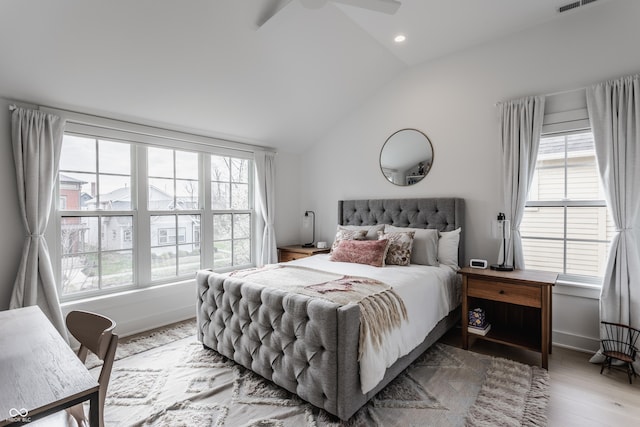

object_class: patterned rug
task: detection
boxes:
[97,321,549,426]
[86,319,196,369]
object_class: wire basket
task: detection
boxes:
[599,321,640,384]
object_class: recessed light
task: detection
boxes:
[394,34,406,43]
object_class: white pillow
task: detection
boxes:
[385,225,439,266]
[438,227,461,270]
[338,224,385,240]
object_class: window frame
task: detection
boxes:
[53,121,257,302]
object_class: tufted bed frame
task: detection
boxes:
[196,197,465,420]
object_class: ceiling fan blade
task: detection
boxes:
[332,0,401,14]
[256,0,293,28]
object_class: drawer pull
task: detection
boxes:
[499,290,505,294]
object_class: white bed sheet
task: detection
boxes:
[286,254,461,393]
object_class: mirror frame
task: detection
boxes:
[379,128,434,186]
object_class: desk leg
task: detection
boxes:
[461,276,469,350]
[88,391,99,427]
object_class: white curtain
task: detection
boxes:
[9,107,67,339]
[586,74,640,370]
[498,96,545,268]
[254,150,278,266]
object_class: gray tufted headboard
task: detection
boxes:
[338,198,465,267]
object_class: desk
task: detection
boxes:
[0,306,99,426]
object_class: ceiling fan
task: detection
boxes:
[257,0,402,28]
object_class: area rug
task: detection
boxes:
[86,318,196,369]
[98,321,549,426]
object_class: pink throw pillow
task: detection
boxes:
[329,239,389,267]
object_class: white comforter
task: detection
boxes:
[286,254,460,394]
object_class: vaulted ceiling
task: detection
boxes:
[0,0,614,152]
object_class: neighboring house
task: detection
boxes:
[74,184,200,252]
[59,173,85,210]
[59,174,87,255]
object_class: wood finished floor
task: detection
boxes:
[440,327,640,427]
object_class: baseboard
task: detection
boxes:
[116,306,195,338]
[553,329,600,353]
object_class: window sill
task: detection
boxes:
[60,278,195,307]
[554,278,601,299]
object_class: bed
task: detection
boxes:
[196,197,465,420]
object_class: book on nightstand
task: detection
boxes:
[468,323,491,336]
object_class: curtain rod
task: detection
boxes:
[43,105,276,154]
[6,101,275,153]
[494,85,587,107]
[495,72,640,107]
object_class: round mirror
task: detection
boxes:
[380,129,434,186]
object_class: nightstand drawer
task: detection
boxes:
[279,251,307,262]
[467,278,541,308]
[277,245,331,263]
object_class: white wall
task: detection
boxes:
[273,151,302,246]
[300,0,640,352]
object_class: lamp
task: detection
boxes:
[490,212,514,271]
[302,210,315,248]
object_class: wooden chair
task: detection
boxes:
[32,310,118,427]
[600,321,639,384]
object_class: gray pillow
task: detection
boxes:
[385,225,439,266]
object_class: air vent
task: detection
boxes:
[558,0,598,13]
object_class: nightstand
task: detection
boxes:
[277,245,330,262]
[459,267,557,369]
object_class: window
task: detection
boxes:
[147,147,202,282]
[520,130,614,281]
[211,155,252,268]
[59,136,134,296]
[57,131,254,300]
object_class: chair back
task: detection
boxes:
[66,310,118,427]
[601,321,640,362]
